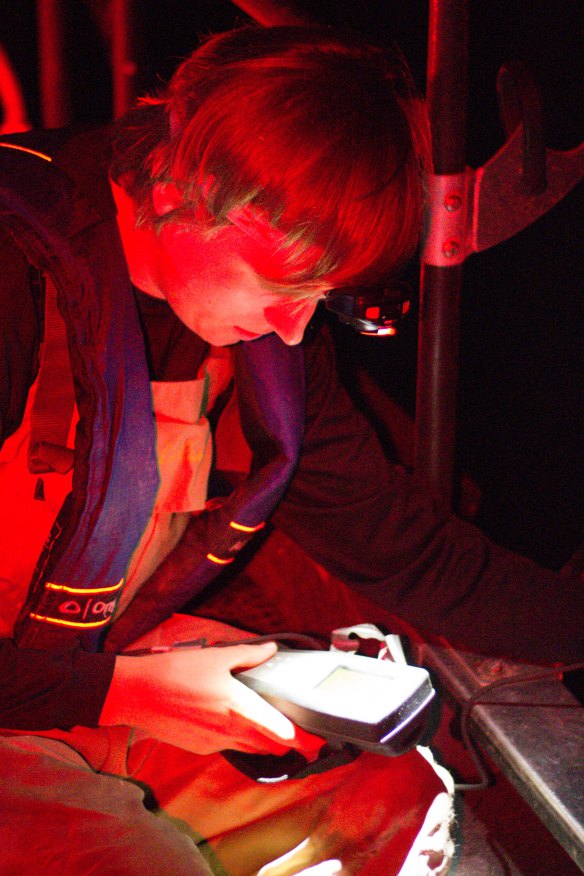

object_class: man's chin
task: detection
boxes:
[233,326,264,341]
[200,327,266,347]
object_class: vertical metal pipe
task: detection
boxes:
[112,0,138,118]
[0,47,31,132]
[37,0,71,128]
[415,0,469,513]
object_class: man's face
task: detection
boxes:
[151,220,327,347]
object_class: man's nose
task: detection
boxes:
[264,299,319,346]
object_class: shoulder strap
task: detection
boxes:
[105,332,306,651]
[0,139,159,652]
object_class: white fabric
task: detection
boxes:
[0,349,232,626]
[119,376,213,613]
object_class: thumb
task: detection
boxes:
[299,863,344,876]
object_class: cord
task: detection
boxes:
[121,631,328,656]
[454,660,584,792]
[121,635,583,794]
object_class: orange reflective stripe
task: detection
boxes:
[44,579,124,595]
[29,612,112,629]
[206,553,235,565]
[229,520,265,533]
[0,142,52,162]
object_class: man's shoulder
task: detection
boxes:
[0,126,116,220]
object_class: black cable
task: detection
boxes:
[454,660,584,792]
[121,631,328,656]
[213,632,329,650]
[122,636,582,794]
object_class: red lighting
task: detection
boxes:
[360,327,397,337]
[229,520,265,533]
[365,306,381,319]
[206,553,235,565]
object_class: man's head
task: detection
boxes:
[112,25,429,297]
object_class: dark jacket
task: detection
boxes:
[0,128,582,732]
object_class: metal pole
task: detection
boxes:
[415,0,469,513]
[0,47,30,133]
[37,0,71,128]
[228,0,467,515]
[112,0,138,118]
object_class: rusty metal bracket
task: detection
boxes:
[470,128,583,255]
[423,63,584,268]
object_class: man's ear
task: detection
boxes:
[152,181,184,217]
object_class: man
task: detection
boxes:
[0,25,580,876]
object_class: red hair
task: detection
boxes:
[112,26,430,289]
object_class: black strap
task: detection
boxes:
[28,275,75,475]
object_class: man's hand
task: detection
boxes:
[99,641,324,757]
[260,855,344,876]
[257,838,344,876]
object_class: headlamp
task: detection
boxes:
[324,281,411,336]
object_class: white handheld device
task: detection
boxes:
[237,649,435,756]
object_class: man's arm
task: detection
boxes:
[0,224,41,447]
[273,324,583,664]
[99,641,324,756]
[0,638,116,729]
[0,633,325,757]
[0,229,105,732]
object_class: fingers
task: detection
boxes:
[257,839,345,876]
[233,680,298,743]
[301,864,344,876]
[227,640,278,671]
[261,860,344,876]
[226,643,325,756]
[230,678,323,752]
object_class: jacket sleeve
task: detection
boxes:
[0,224,41,447]
[0,639,116,729]
[272,324,583,664]
[0,226,117,731]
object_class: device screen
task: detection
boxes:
[316,667,391,717]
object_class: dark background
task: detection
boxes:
[1,1,582,569]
